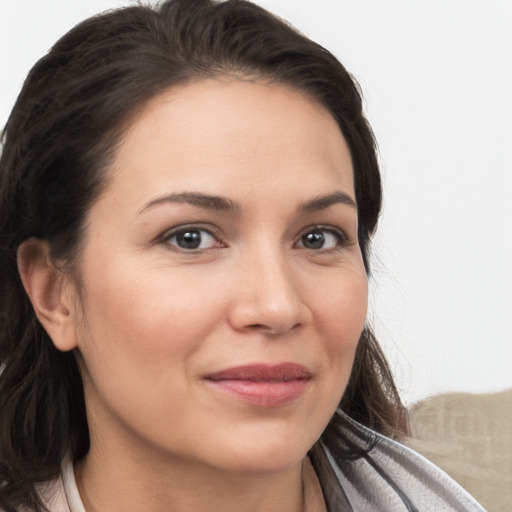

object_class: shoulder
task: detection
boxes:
[316,413,487,512]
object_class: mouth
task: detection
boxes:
[203,363,311,407]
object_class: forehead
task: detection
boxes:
[102,78,354,211]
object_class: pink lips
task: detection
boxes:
[204,363,311,407]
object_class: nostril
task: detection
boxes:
[246,322,302,335]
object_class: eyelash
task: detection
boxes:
[160,224,224,252]
[160,224,350,252]
[296,225,350,252]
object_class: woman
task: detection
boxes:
[0,1,485,511]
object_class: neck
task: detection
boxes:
[75,442,308,512]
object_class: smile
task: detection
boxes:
[204,363,311,407]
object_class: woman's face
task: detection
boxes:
[66,78,368,474]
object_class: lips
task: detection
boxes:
[204,363,311,407]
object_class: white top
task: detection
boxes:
[61,456,85,512]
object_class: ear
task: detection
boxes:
[17,238,79,352]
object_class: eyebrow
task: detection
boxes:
[298,191,357,213]
[138,190,356,215]
[139,192,240,214]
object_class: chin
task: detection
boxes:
[217,450,306,475]
[202,427,319,475]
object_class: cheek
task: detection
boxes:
[316,268,368,343]
[80,260,216,342]
[73,261,224,403]
[72,264,224,438]
[313,269,368,388]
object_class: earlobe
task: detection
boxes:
[17,238,79,352]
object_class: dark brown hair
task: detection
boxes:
[0,1,407,510]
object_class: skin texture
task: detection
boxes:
[19,78,368,512]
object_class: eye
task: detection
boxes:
[296,227,347,250]
[163,227,220,251]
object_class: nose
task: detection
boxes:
[227,252,311,336]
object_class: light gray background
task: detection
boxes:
[1,0,511,404]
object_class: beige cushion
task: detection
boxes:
[405,388,512,512]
